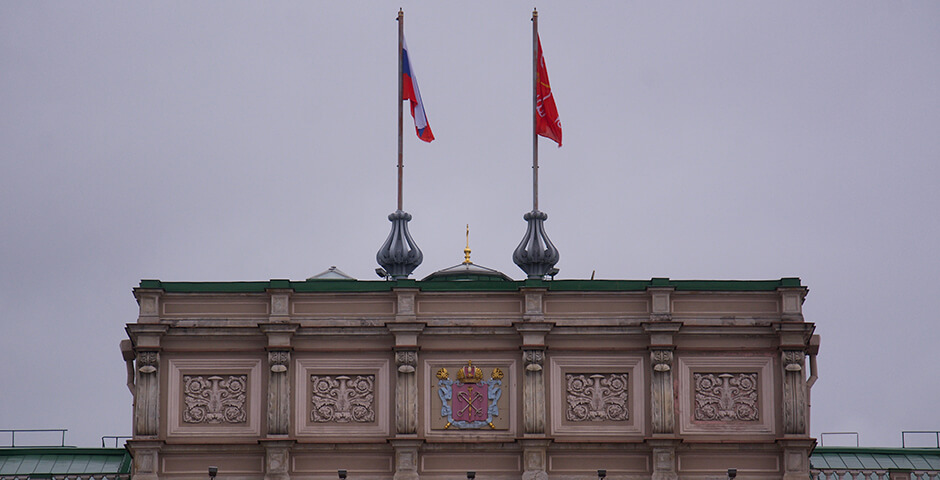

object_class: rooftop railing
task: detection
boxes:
[0,429,67,448]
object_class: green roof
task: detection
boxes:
[0,448,131,476]
[136,277,803,294]
[811,447,940,471]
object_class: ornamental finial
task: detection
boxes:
[463,224,472,264]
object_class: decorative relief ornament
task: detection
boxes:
[310,375,375,423]
[651,350,673,372]
[396,350,418,373]
[693,373,759,422]
[782,350,804,372]
[182,375,248,424]
[524,350,544,372]
[437,360,503,429]
[268,351,290,373]
[137,351,159,374]
[565,373,629,422]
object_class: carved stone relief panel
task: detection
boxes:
[677,356,774,435]
[182,375,248,424]
[692,373,759,422]
[167,358,262,436]
[565,373,629,422]
[310,375,376,423]
[294,357,390,437]
[548,356,644,437]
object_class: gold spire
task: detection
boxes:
[463,224,471,264]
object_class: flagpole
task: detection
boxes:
[514,8,559,280]
[397,8,404,211]
[532,8,539,212]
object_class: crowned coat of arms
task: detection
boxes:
[436,361,503,429]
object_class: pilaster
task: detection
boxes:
[134,286,162,324]
[781,350,807,435]
[266,284,292,323]
[517,287,551,435]
[126,440,162,480]
[644,321,681,436]
[648,438,681,480]
[778,438,815,480]
[390,439,423,480]
[778,284,808,322]
[387,320,424,435]
[260,323,298,436]
[259,439,295,480]
[129,324,168,438]
[520,438,551,480]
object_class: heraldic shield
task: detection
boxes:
[436,360,503,429]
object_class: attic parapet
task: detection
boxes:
[779,284,809,322]
[522,287,546,321]
[265,280,292,323]
[134,282,163,324]
[393,287,418,322]
[647,280,675,321]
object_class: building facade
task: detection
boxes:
[122,272,818,480]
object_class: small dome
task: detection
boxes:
[307,266,356,280]
[421,262,513,282]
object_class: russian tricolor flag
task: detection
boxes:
[402,36,434,142]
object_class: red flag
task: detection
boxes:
[535,35,562,147]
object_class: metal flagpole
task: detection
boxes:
[397,8,404,211]
[532,8,539,212]
[377,8,423,280]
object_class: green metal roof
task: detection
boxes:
[811,447,940,471]
[136,277,803,294]
[0,448,131,476]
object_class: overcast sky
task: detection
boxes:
[1,2,938,449]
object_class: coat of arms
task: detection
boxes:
[436,361,503,429]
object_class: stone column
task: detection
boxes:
[782,350,807,435]
[395,349,418,434]
[134,350,160,437]
[390,439,422,480]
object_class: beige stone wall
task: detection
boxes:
[125,283,817,480]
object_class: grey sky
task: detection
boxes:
[1,2,938,448]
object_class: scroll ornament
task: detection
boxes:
[565,373,629,422]
[137,351,159,374]
[524,350,544,372]
[183,375,248,424]
[396,350,418,373]
[651,350,673,372]
[310,375,376,423]
[268,351,289,373]
[693,373,758,422]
